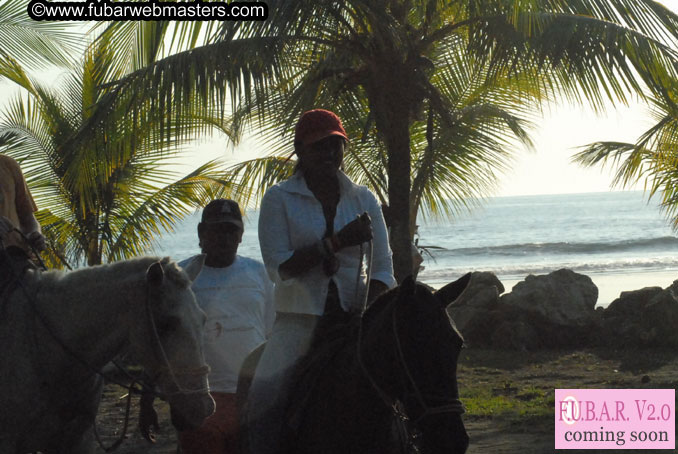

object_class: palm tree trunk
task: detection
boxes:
[85,213,102,266]
[369,79,414,283]
[385,117,414,283]
[87,237,101,266]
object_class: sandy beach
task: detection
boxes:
[426,268,678,308]
[501,269,678,308]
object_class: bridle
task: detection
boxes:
[390,305,465,424]
[10,255,210,397]
[355,251,465,453]
[143,280,210,397]
[4,250,210,451]
[357,301,465,424]
[347,231,464,453]
[91,272,210,452]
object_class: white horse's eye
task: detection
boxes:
[157,316,181,335]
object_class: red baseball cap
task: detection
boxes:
[294,109,349,147]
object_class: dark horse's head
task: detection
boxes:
[362,273,471,454]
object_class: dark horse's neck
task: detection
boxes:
[283,280,469,454]
[283,296,407,453]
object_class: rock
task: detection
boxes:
[600,280,678,349]
[491,269,599,349]
[640,286,678,347]
[605,287,663,317]
[490,319,539,351]
[447,271,504,333]
[501,269,598,327]
[666,279,678,294]
[599,287,663,347]
[457,271,678,351]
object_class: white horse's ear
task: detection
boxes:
[147,261,165,286]
[183,254,206,282]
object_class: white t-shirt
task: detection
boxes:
[179,255,275,394]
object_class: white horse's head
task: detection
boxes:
[134,256,215,431]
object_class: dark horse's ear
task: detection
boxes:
[435,272,472,308]
[147,261,165,287]
[399,275,417,297]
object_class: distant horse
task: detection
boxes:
[0,256,215,454]
[240,273,471,454]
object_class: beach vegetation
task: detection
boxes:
[0,35,234,267]
[0,0,83,69]
[574,87,678,231]
[91,1,678,281]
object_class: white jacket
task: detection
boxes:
[258,170,396,315]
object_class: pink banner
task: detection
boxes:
[555,389,675,449]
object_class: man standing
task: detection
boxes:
[0,153,45,253]
[141,199,275,454]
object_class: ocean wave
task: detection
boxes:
[432,236,678,257]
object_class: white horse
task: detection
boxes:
[0,255,215,454]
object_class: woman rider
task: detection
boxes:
[248,109,396,454]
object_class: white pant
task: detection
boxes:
[247,313,319,454]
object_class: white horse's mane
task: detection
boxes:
[33,256,191,290]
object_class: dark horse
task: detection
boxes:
[239,273,471,454]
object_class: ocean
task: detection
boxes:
[152,191,678,307]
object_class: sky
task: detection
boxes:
[2,4,677,199]
[497,100,653,197]
[182,95,655,198]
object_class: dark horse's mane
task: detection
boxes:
[295,279,428,388]
[279,275,470,454]
[294,280,409,367]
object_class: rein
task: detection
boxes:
[390,306,465,423]
[144,283,210,397]
[356,241,395,408]
[4,251,148,452]
[92,387,135,453]
[356,270,465,438]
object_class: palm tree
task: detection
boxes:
[224,51,539,234]
[91,0,678,281]
[0,0,82,68]
[0,36,234,267]
[573,87,678,230]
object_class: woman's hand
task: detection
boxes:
[336,213,373,249]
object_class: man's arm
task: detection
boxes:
[12,161,45,251]
[0,216,14,243]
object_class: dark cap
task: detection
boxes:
[294,109,349,147]
[200,199,243,229]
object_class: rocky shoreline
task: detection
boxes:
[447,269,678,350]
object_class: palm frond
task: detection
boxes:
[0,0,83,69]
